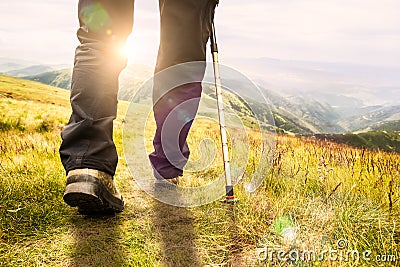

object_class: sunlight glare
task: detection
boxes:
[121,29,158,66]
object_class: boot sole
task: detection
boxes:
[63,175,124,215]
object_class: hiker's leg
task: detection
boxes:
[60,0,134,176]
[149,0,217,178]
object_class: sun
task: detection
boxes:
[121,31,158,66]
[123,36,139,60]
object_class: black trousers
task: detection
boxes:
[60,0,217,178]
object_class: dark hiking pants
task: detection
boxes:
[60,0,217,178]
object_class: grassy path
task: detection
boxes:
[0,76,245,266]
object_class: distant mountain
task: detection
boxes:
[337,105,400,132]
[23,69,72,89]
[0,62,26,73]
[227,57,400,107]
[264,104,317,134]
[273,95,343,133]
[365,120,400,131]
[19,69,400,134]
[6,58,400,135]
[0,57,39,72]
[315,131,400,153]
[223,57,400,134]
[223,81,399,134]
[21,64,154,95]
[5,64,71,77]
[0,58,71,77]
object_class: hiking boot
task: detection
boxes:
[63,168,124,215]
[154,176,180,190]
[157,177,180,185]
[154,176,180,195]
[153,169,180,185]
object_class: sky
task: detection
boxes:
[0,0,400,68]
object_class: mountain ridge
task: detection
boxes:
[5,59,399,135]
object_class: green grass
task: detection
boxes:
[0,75,399,266]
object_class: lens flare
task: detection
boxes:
[80,3,111,33]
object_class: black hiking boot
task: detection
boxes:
[63,169,124,215]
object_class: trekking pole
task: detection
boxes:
[210,21,236,203]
